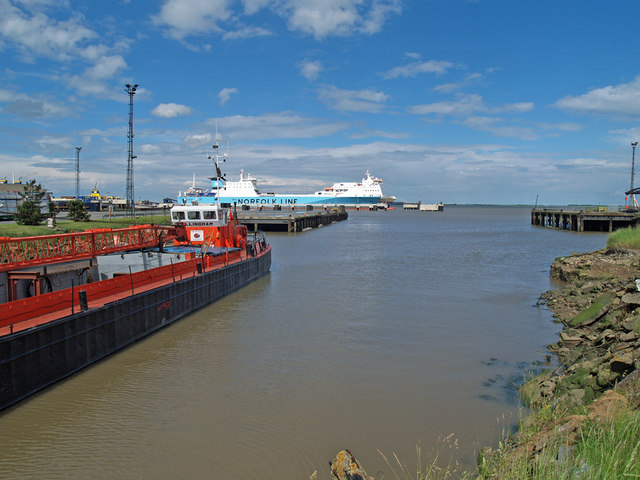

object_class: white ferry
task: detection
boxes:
[177,146,394,208]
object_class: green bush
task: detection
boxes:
[14,179,46,225]
[67,199,90,222]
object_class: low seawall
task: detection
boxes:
[0,251,271,412]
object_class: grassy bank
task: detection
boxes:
[475,387,640,479]
[606,225,640,250]
[0,215,171,237]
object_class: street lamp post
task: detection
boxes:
[125,83,138,216]
[75,146,82,199]
[631,142,638,210]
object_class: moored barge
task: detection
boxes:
[0,203,270,412]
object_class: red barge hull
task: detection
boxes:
[0,247,270,412]
[0,210,271,412]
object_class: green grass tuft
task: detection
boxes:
[476,403,640,479]
[607,226,640,250]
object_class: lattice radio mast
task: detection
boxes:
[125,83,138,216]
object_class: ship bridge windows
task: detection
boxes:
[171,206,221,224]
[171,211,186,221]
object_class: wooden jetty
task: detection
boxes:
[237,208,348,232]
[531,208,640,232]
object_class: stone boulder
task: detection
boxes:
[330,450,373,480]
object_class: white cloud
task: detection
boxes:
[433,69,497,93]
[559,157,623,169]
[153,0,402,41]
[300,60,322,82]
[383,59,454,79]
[283,0,402,39]
[152,102,194,118]
[0,0,97,61]
[205,112,349,139]
[65,55,128,98]
[222,25,272,40]
[360,0,402,34]
[556,76,640,118]
[609,126,640,145]
[185,133,215,146]
[409,93,485,116]
[242,0,270,15]
[433,83,462,94]
[0,1,130,100]
[494,102,534,113]
[538,122,583,133]
[83,55,127,81]
[139,144,163,155]
[409,93,534,117]
[319,85,390,113]
[218,87,238,105]
[36,135,74,151]
[0,87,71,118]
[462,116,538,141]
[152,0,231,40]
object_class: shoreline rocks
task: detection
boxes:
[474,248,640,477]
[527,248,640,409]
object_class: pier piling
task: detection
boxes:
[531,208,640,232]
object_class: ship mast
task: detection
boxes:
[208,133,227,210]
[213,142,221,210]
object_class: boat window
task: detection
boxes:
[172,211,185,221]
[202,210,217,220]
[187,211,201,220]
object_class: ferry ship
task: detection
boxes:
[177,146,394,208]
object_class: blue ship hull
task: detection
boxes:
[178,194,381,207]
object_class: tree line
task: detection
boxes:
[15,180,90,225]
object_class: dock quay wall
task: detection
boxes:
[237,209,348,232]
[0,251,271,412]
[531,208,640,232]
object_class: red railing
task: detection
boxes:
[0,248,245,331]
[0,225,176,273]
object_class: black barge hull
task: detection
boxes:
[0,250,271,412]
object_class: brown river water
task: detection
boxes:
[0,206,608,479]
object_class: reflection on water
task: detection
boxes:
[0,207,607,479]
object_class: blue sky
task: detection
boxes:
[1,0,639,205]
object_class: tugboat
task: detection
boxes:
[0,160,271,412]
